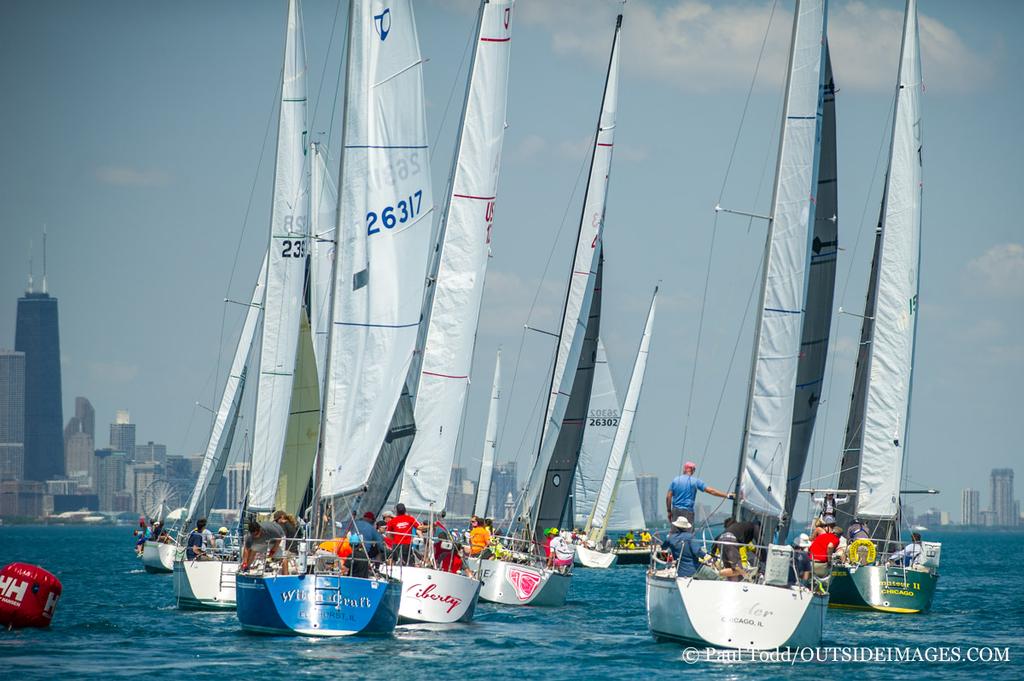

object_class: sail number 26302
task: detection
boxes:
[367,190,423,235]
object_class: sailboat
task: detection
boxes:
[646,0,831,649]
[236,0,434,636]
[477,13,622,608]
[827,0,939,614]
[385,0,514,625]
[173,255,267,608]
[576,289,657,569]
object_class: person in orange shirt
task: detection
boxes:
[467,516,491,557]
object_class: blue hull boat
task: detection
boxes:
[236,573,400,637]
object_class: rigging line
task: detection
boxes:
[679,0,778,464]
[715,0,779,203]
[495,134,594,457]
[431,9,477,151]
[325,1,349,161]
[309,0,344,131]
[698,255,764,470]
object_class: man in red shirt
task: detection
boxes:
[386,503,420,565]
[808,516,841,583]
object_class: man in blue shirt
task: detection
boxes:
[661,516,709,578]
[665,461,733,525]
[186,518,210,560]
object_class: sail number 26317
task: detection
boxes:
[367,190,423,235]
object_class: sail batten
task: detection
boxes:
[399,0,514,513]
[249,0,310,512]
[737,0,828,520]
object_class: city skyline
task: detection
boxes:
[1,1,1021,519]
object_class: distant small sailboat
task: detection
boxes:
[828,0,939,615]
[646,0,831,649]
[576,290,657,569]
[478,13,622,608]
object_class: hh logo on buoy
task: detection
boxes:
[374,8,391,41]
[0,575,29,605]
[506,567,541,601]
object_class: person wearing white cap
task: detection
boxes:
[548,531,575,572]
[788,533,812,586]
[660,515,711,578]
[665,461,734,526]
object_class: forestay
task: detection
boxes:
[738,0,827,519]
[400,0,514,513]
[854,0,923,521]
[783,45,838,532]
[523,16,622,534]
[474,350,501,519]
[250,0,310,512]
[586,288,656,543]
[185,255,267,523]
[320,0,433,501]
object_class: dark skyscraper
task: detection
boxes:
[15,285,64,481]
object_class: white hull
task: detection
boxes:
[142,541,177,573]
[574,544,617,569]
[173,559,238,609]
[645,570,828,649]
[382,565,480,624]
[477,559,571,607]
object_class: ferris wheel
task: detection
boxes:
[140,479,182,522]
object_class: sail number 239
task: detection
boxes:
[367,190,424,236]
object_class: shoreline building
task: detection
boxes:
[109,410,136,462]
[64,397,96,490]
[990,468,1016,527]
[15,272,64,481]
[0,350,26,482]
[961,488,980,527]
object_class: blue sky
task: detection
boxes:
[0,0,1020,520]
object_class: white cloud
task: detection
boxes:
[95,165,171,187]
[513,0,993,93]
[965,243,1024,297]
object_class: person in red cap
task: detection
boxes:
[665,461,733,526]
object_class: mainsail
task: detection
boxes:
[585,288,656,544]
[735,0,827,523]
[249,0,310,512]
[781,44,838,536]
[319,0,433,512]
[523,15,622,537]
[185,255,267,524]
[474,350,501,518]
[837,0,922,543]
[399,0,514,513]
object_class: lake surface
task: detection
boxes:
[1,526,1020,679]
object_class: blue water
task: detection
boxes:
[1,526,1021,679]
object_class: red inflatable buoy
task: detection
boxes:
[0,563,62,629]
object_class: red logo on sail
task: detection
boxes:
[506,567,542,601]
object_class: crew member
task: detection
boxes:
[665,461,733,525]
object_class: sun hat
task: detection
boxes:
[795,532,811,548]
[217,527,229,535]
[546,527,558,536]
[671,516,692,530]
[683,461,697,471]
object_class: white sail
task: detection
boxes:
[250,0,310,512]
[855,0,922,520]
[320,0,433,500]
[309,142,337,383]
[474,350,501,518]
[573,339,617,526]
[185,255,267,523]
[523,15,621,529]
[586,288,656,543]
[783,44,838,531]
[399,0,514,512]
[738,0,827,518]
